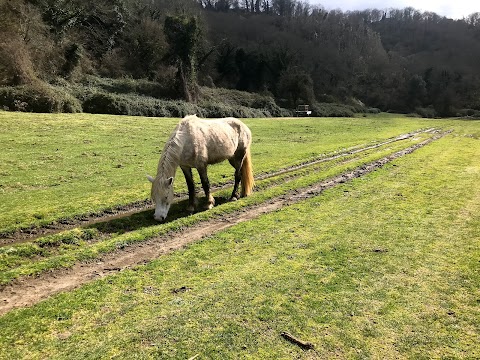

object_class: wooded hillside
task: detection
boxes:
[1,0,480,117]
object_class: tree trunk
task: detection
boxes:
[255,0,261,12]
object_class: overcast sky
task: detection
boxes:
[309,0,478,19]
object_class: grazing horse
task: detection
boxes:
[147,114,254,221]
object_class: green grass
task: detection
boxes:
[0,116,478,358]
[0,111,440,235]
[0,131,434,284]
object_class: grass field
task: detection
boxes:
[0,112,479,359]
[0,111,439,235]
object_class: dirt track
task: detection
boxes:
[0,130,447,315]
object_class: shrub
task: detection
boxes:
[310,102,355,117]
[82,92,129,115]
[0,77,290,118]
[457,108,480,119]
[0,38,35,86]
[346,97,367,113]
[199,101,233,118]
[199,100,279,118]
[415,107,436,118]
[199,87,293,117]
[82,92,205,117]
[316,93,338,103]
[0,82,82,113]
[164,101,201,118]
[251,97,283,117]
[78,76,175,99]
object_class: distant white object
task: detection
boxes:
[296,104,312,116]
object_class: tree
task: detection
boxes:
[32,0,127,57]
[0,0,50,84]
[164,14,202,102]
[406,74,427,110]
[278,67,314,106]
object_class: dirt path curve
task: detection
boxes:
[0,131,447,315]
[0,128,437,246]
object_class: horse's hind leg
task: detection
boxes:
[197,166,215,209]
[181,166,196,213]
[228,152,244,201]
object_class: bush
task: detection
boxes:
[200,87,255,107]
[415,107,436,118]
[345,97,366,113]
[457,108,480,119]
[0,77,290,118]
[310,102,355,117]
[196,101,231,118]
[0,82,82,113]
[251,97,284,117]
[82,92,207,117]
[197,101,267,118]
[78,76,175,99]
[82,92,129,115]
[0,35,37,86]
[78,90,289,119]
[164,101,201,118]
[199,87,295,117]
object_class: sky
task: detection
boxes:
[309,0,478,19]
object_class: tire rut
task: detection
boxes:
[0,128,437,246]
[0,129,448,315]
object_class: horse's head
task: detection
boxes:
[147,175,174,222]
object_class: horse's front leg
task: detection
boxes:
[181,166,196,213]
[197,166,215,209]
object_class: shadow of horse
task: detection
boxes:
[86,196,232,236]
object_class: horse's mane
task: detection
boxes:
[182,114,198,121]
[155,115,203,180]
[151,122,187,199]
[157,127,185,176]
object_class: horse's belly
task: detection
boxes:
[206,145,235,164]
[205,133,237,164]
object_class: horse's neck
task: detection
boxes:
[157,132,184,179]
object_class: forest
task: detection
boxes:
[1,0,480,117]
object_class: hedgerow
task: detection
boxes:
[0,82,82,113]
[0,77,364,118]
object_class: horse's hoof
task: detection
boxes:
[230,196,238,201]
[207,203,214,210]
[186,206,195,214]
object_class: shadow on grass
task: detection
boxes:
[87,196,232,235]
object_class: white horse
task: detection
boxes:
[147,114,254,221]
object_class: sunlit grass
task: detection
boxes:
[0,121,478,359]
[0,132,434,284]
[0,111,441,234]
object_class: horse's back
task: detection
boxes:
[179,115,251,166]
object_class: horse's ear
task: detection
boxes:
[166,177,174,186]
[147,175,155,183]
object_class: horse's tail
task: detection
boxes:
[241,146,254,197]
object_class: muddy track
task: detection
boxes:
[0,128,437,246]
[0,130,448,315]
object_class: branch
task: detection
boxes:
[197,38,228,68]
[280,332,315,350]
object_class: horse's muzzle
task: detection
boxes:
[154,215,166,222]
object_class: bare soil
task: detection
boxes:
[0,130,446,315]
